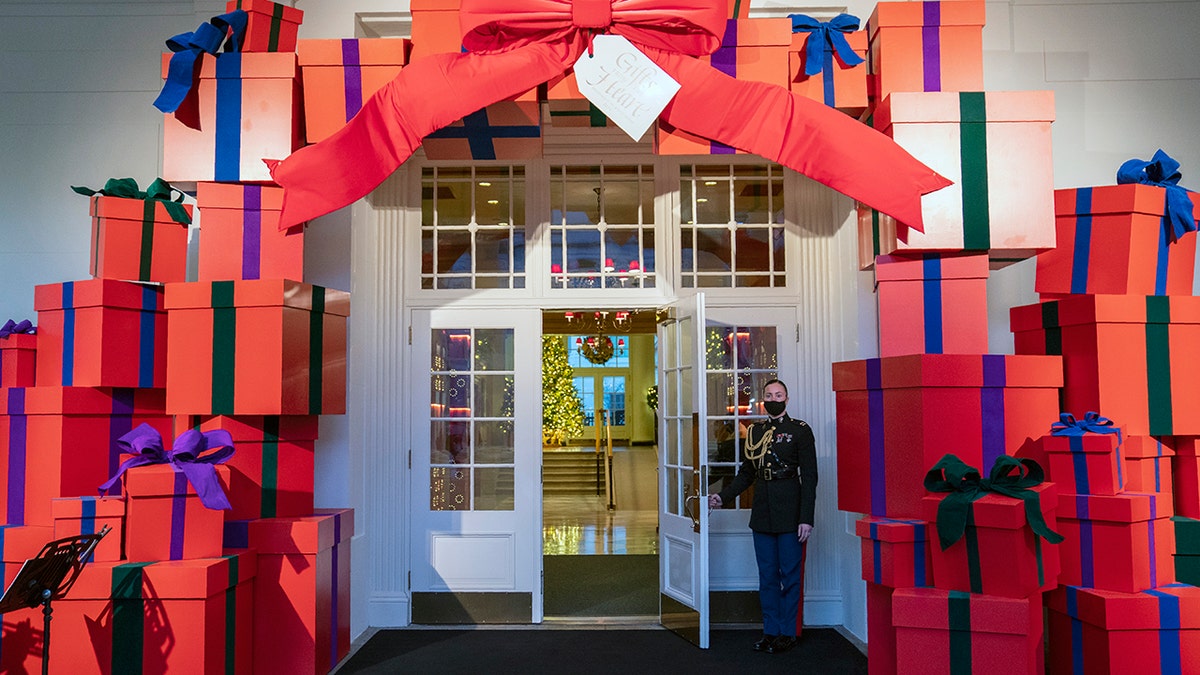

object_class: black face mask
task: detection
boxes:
[763,400,786,417]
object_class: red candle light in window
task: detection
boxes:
[629,260,640,271]
[575,337,583,345]
[617,338,625,347]
[604,258,615,272]
[551,263,562,274]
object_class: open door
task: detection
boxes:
[657,292,709,647]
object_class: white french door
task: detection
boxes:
[658,292,709,647]
[409,308,543,621]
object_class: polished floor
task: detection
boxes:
[543,494,658,555]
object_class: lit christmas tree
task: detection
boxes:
[542,335,585,445]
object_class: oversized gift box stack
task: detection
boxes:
[0,3,357,672]
[1003,147,1200,670]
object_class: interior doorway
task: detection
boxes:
[540,309,660,619]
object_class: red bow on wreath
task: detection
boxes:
[266,0,951,231]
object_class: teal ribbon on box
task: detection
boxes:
[71,177,192,225]
[1117,149,1197,244]
[788,14,865,77]
[924,454,1064,551]
[153,10,249,129]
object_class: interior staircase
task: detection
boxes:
[543,448,607,496]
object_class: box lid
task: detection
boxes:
[1054,183,1197,219]
[1046,583,1200,629]
[123,464,232,500]
[1010,295,1200,332]
[855,516,930,543]
[922,482,1057,531]
[226,0,303,23]
[51,496,125,519]
[790,27,866,53]
[874,252,989,282]
[411,0,461,10]
[832,354,1063,391]
[868,0,986,36]
[196,181,285,212]
[90,194,192,226]
[69,550,255,600]
[12,386,167,417]
[178,414,320,442]
[0,334,37,350]
[247,508,353,554]
[873,90,1055,130]
[720,17,792,47]
[892,587,1036,634]
[1056,491,1170,523]
[164,280,350,316]
[0,525,56,561]
[297,38,411,67]
[1039,431,1123,455]
[160,51,297,80]
[1121,435,1174,459]
[34,278,165,312]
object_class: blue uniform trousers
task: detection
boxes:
[752,530,804,637]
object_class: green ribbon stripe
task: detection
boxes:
[269,3,285,51]
[263,416,280,517]
[309,287,325,415]
[1039,301,1063,356]
[948,590,972,675]
[212,281,237,415]
[959,93,990,250]
[1146,296,1173,435]
[112,562,153,673]
[140,198,156,281]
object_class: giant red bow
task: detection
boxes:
[267,0,950,231]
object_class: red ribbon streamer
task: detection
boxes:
[267,0,950,231]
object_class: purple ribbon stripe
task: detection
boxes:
[705,21,739,154]
[342,40,364,123]
[6,389,27,524]
[242,185,263,280]
[170,470,189,560]
[921,1,942,91]
[867,359,886,515]
[980,355,1006,470]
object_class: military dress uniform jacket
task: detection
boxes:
[717,414,818,534]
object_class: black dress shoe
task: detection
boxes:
[767,635,797,654]
[753,635,777,651]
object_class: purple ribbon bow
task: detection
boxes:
[0,319,36,339]
[1050,411,1123,443]
[789,13,865,77]
[1116,149,1197,244]
[99,423,235,510]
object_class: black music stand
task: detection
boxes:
[0,526,110,675]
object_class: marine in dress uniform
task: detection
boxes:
[710,380,818,655]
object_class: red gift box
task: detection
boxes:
[51,496,125,562]
[87,194,191,284]
[51,551,255,675]
[922,483,1061,597]
[1039,426,1127,497]
[226,0,303,52]
[866,0,985,104]
[1046,583,1200,675]
[0,524,55,674]
[410,0,463,62]
[1,386,170,526]
[857,90,1056,269]
[164,279,349,416]
[298,38,410,144]
[656,18,792,155]
[248,508,353,675]
[1173,437,1200,518]
[832,353,1063,518]
[423,100,542,160]
[120,464,231,562]
[867,582,899,675]
[177,414,317,520]
[1056,491,1176,593]
[789,25,868,115]
[196,182,304,282]
[161,51,302,183]
[33,279,167,389]
[1010,294,1200,437]
[0,333,36,387]
[856,516,933,589]
[874,252,989,356]
[1123,435,1174,495]
[893,587,1044,675]
[1036,184,1199,298]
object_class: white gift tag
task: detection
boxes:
[573,35,681,142]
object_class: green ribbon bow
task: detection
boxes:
[71,177,192,225]
[924,453,1064,551]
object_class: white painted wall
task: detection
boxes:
[1,0,1198,647]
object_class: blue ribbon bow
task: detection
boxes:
[1116,149,1197,244]
[153,10,249,127]
[0,319,35,339]
[788,13,865,77]
[99,423,235,510]
[1050,411,1123,443]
